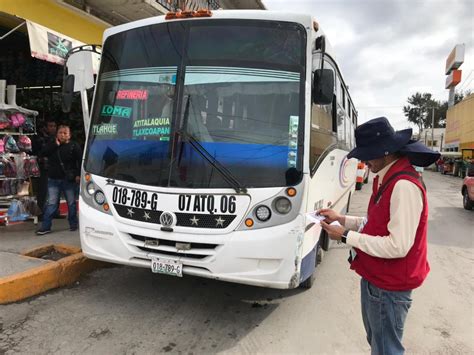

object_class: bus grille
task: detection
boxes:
[114,204,236,228]
[128,234,219,260]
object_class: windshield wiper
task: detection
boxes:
[176,129,247,194]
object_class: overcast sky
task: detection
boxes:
[263,0,473,131]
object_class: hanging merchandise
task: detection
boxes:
[23,156,40,177]
[1,157,17,177]
[17,180,30,196]
[22,117,36,133]
[7,199,30,222]
[3,135,20,153]
[18,135,32,152]
[0,112,9,129]
[1,79,39,225]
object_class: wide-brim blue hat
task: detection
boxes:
[399,140,441,167]
[347,117,412,161]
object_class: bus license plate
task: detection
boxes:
[151,257,183,277]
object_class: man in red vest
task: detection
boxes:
[319,117,439,355]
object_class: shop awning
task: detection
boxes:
[26,20,84,66]
[25,20,100,73]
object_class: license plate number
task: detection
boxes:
[112,186,159,211]
[151,257,183,277]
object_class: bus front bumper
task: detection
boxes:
[80,198,305,289]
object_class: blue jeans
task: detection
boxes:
[360,278,412,355]
[41,178,78,230]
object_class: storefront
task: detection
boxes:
[0,1,106,224]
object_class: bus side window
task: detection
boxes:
[310,66,335,169]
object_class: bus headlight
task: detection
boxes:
[274,197,292,214]
[94,190,106,205]
[255,205,271,221]
[80,173,112,215]
[86,182,96,195]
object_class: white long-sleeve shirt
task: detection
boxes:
[344,160,424,259]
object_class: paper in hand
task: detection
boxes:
[306,212,326,224]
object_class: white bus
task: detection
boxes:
[76,10,358,289]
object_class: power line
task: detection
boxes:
[357,105,405,109]
[458,77,474,91]
[458,70,473,91]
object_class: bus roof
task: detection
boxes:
[103,10,328,50]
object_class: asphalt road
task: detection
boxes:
[0,171,472,354]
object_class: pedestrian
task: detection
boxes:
[31,118,57,216]
[36,125,82,235]
[318,117,440,355]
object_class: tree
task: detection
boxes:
[403,92,440,134]
[402,90,472,135]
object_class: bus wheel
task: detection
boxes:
[300,244,321,289]
[316,246,323,264]
[346,192,352,214]
[355,182,363,190]
[299,273,315,289]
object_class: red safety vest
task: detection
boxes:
[350,157,430,291]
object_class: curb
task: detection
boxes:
[0,244,108,304]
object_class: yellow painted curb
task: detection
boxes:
[0,244,108,304]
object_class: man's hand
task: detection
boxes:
[320,220,346,241]
[317,208,344,224]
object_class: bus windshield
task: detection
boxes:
[85,19,306,188]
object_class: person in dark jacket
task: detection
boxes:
[36,125,82,235]
[31,119,57,215]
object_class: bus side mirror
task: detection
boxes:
[62,74,75,113]
[313,69,334,105]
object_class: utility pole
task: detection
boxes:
[431,106,435,149]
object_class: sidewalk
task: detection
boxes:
[0,218,105,304]
[0,218,80,255]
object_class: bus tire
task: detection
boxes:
[346,192,352,214]
[356,182,363,190]
[320,229,330,251]
[316,246,323,264]
[299,273,315,289]
[300,245,320,289]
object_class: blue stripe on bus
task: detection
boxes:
[87,140,291,167]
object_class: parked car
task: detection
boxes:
[462,175,474,210]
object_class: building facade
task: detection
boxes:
[419,128,446,152]
[445,93,474,158]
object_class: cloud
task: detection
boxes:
[263,0,473,129]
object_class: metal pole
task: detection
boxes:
[80,90,90,133]
[431,107,435,149]
[0,21,26,41]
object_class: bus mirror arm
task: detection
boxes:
[315,35,326,71]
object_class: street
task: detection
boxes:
[0,171,472,354]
